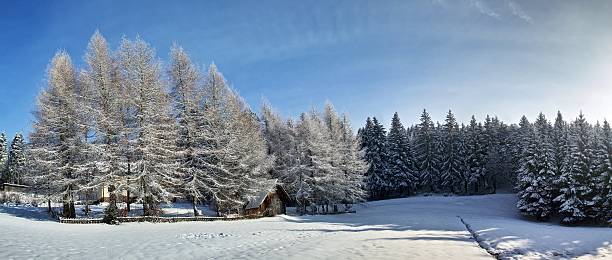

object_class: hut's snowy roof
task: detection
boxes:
[2,183,29,188]
[245,179,278,210]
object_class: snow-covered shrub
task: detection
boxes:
[0,192,42,206]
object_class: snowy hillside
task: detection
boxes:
[0,194,610,260]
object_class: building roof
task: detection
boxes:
[245,179,278,210]
[2,183,29,188]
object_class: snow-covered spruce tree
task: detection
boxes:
[117,37,179,216]
[594,120,612,224]
[414,109,439,192]
[28,51,92,218]
[433,122,445,189]
[487,118,513,193]
[7,133,27,185]
[550,111,570,206]
[466,116,487,194]
[386,112,417,196]
[510,115,533,186]
[440,110,462,193]
[457,124,471,194]
[592,120,612,224]
[554,113,599,224]
[168,45,208,216]
[0,133,8,182]
[362,117,388,199]
[516,113,555,220]
[482,116,505,193]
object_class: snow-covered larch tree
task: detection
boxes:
[117,37,179,216]
[168,45,208,216]
[28,51,92,218]
[81,31,125,213]
[338,113,367,205]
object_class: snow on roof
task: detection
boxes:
[245,179,278,210]
[2,183,29,188]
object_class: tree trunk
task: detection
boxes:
[192,199,199,216]
[126,190,131,212]
[84,191,90,217]
[62,193,76,218]
[126,163,131,212]
[492,179,497,194]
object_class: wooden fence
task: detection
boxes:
[58,214,262,224]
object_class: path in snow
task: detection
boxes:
[0,194,610,259]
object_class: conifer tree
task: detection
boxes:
[595,120,612,223]
[0,133,8,183]
[362,117,387,198]
[294,113,316,211]
[457,124,471,194]
[550,111,570,204]
[414,109,439,192]
[338,113,367,204]
[555,113,599,224]
[199,64,272,215]
[516,113,555,220]
[592,120,612,223]
[117,37,179,216]
[466,116,487,194]
[28,51,91,218]
[440,110,462,193]
[7,133,26,185]
[168,45,207,216]
[386,112,417,196]
[82,31,124,212]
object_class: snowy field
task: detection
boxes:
[0,194,610,260]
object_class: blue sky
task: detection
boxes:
[1,0,612,137]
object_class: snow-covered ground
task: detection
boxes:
[0,194,610,260]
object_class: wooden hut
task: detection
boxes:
[244,179,291,217]
[96,185,136,203]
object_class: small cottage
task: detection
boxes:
[244,179,291,217]
[1,183,29,193]
[96,185,135,203]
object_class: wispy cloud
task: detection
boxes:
[507,0,533,23]
[469,0,501,19]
